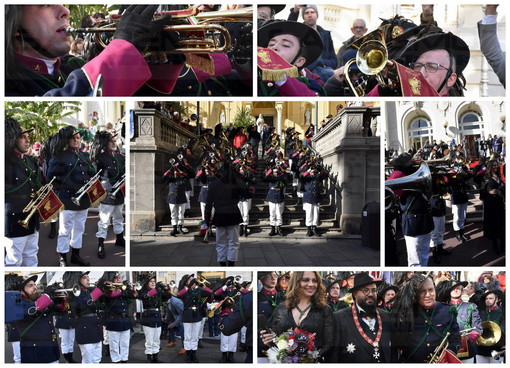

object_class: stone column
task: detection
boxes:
[275,103,283,135]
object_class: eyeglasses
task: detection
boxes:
[410,62,449,73]
[352,26,365,30]
[360,288,377,295]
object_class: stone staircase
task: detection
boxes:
[159,158,343,238]
[445,188,483,224]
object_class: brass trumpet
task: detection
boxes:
[71,169,103,206]
[19,177,58,229]
[111,174,126,197]
[53,284,81,298]
[196,276,210,288]
[207,291,241,318]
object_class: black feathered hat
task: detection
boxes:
[5,117,34,153]
[51,125,81,157]
[178,274,193,290]
[258,20,323,67]
[91,130,115,163]
[20,274,39,291]
[5,273,24,291]
[139,273,157,288]
[63,271,90,289]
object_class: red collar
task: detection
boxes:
[450,299,462,305]
[262,288,276,296]
[15,54,61,74]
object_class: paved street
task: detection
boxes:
[5,324,249,364]
[36,208,125,267]
[389,221,505,266]
[131,233,380,266]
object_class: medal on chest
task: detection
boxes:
[351,305,383,362]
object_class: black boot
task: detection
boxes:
[102,344,110,357]
[219,352,228,363]
[185,351,192,363]
[227,261,235,267]
[115,232,125,247]
[269,226,276,236]
[70,248,90,266]
[220,261,227,267]
[432,247,441,263]
[306,226,313,237]
[455,230,463,243]
[58,253,68,267]
[178,225,188,234]
[171,225,178,237]
[437,243,451,255]
[276,226,283,236]
[244,225,249,237]
[147,354,153,363]
[227,352,235,363]
[312,226,322,237]
[152,353,161,363]
[459,229,469,242]
[295,198,302,206]
[49,222,57,239]
[63,352,76,363]
[97,238,105,259]
[239,225,244,237]
[239,343,247,352]
[191,350,199,363]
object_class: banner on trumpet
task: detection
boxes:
[87,179,107,207]
[37,189,64,224]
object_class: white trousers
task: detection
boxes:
[430,216,445,247]
[200,203,215,221]
[404,232,432,267]
[169,204,186,226]
[184,321,201,350]
[237,199,252,225]
[451,202,468,231]
[96,204,124,238]
[215,225,240,262]
[12,341,21,364]
[57,209,88,252]
[268,202,284,226]
[78,341,102,364]
[185,191,191,210]
[108,329,131,362]
[59,328,75,354]
[198,317,206,339]
[303,203,320,227]
[142,325,161,355]
[220,332,238,352]
[5,231,39,267]
[240,326,247,343]
[476,354,504,364]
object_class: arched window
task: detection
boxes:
[408,117,433,151]
[460,112,483,132]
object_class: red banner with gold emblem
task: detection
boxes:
[395,62,440,97]
[86,179,107,207]
[437,349,463,363]
[257,47,299,82]
[37,189,64,223]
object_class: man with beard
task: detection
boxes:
[257,272,286,358]
[476,289,506,363]
[329,272,394,363]
[437,280,482,363]
[392,273,461,363]
[5,118,42,266]
[12,274,65,363]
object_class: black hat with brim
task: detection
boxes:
[400,31,470,74]
[258,20,323,67]
[380,284,399,296]
[349,272,382,293]
[482,289,503,301]
[258,271,276,280]
[20,275,38,291]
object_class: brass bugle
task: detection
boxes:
[111,174,126,197]
[18,177,57,229]
[197,275,210,288]
[71,169,103,206]
[54,284,81,297]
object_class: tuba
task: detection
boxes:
[476,321,503,346]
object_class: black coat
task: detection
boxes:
[205,177,243,227]
[329,306,394,363]
[95,151,125,206]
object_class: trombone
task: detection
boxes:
[71,169,103,206]
[18,177,57,229]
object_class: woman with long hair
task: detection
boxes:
[261,271,334,362]
[480,160,505,255]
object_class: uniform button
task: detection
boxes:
[15,178,18,181]
[427,343,430,347]
[207,90,212,96]
[425,320,428,323]
[267,82,273,88]
[188,85,192,90]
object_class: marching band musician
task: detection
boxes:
[234,147,257,237]
[163,154,193,237]
[329,273,394,363]
[10,274,65,363]
[476,289,506,363]
[214,276,249,363]
[67,271,104,363]
[102,272,137,363]
[429,174,451,263]
[257,271,286,357]
[446,163,473,244]
[178,274,213,363]
[436,279,482,363]
[47,126,97,267]
[91,131,126,259]
[5,5,184,96]
[5,118,42,266]
[55,272,78,363]
[264,155,290,237]
[257,20,326,96]
[377,284,399,313]
[137,274,169,363]
[325,278,349,312]
[299,156,328,237]
[196,154,221,221]
[5,273,24,363]
[391,273,461,363]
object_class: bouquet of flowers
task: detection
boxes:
[267,328,320,363]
